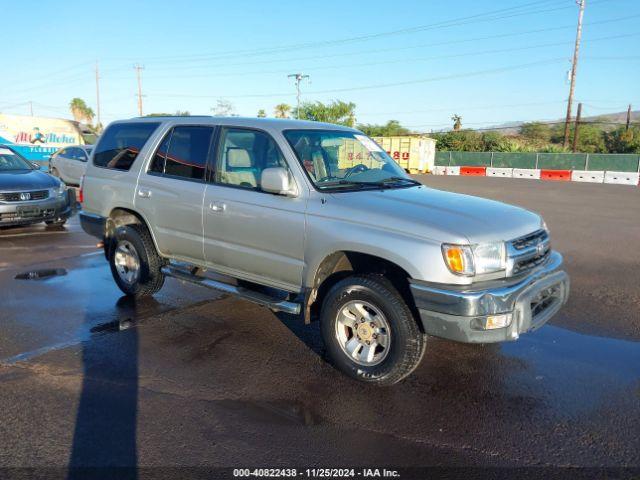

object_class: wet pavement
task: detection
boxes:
[0,179,639,476]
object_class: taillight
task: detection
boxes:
[78,175,85,203]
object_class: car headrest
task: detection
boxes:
[227,147,253,168]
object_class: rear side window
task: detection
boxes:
[149,126,213,181]
[93,122,160,170]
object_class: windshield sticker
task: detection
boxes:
[355,135,383,152]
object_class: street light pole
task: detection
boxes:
[288,73,310,119]
[563,0,586,148]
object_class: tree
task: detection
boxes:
[519,122,552,142]
[212,99,236,116]
[295,100,356,127]
[433,130,484,151]
[481,131,515,152]
[357,120,410,137]
[451,114,462,131]
[69,98,95,124]
[257,109,267,118]
[604,126,640,153]
[146,110,190,117]
[274,103,291,119]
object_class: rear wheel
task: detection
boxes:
[320,274,426,386]
[109,224,165,297]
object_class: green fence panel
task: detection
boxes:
[450,151,492,166]
[434,151,451,166]
[537,153,587,170]
[587,154,640,172]
[491,152,538,169]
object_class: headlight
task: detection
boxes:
[52,182,66,197]
[541,218,549,233]
[442,241,506,276]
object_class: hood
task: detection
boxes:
[328,185,542,244]
[0,170,60,191]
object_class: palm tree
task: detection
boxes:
[69,98,95,124]
[451,114,462,131]
[274,103,291,119]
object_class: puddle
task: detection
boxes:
[15,268,67,280]
[217,400,322,426]
[501,325,640,414]
[90,319,136,334]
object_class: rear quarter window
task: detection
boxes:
[93,122,160,170]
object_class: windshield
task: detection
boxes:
[283,130,415,191]
[0,147,33,171]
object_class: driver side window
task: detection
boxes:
[215,128,291,191]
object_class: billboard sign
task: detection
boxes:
[0,113,84,162]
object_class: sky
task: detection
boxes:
[2,0,639,131]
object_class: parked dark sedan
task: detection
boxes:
[0,145,75,228]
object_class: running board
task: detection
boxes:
[160,266,301,315]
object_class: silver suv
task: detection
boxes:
[79,117,569,385]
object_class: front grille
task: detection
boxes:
[508,229,551,275]
[513,250,551,275]
[511,229,548,250]
[0,190,49,202]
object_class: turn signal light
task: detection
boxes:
[442,244,474,276]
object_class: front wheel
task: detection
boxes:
[109,224,165,297]
[320,274,426,386]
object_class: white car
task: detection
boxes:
[49,145,93,185]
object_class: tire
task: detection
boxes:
[320,274,426,386]
[109,224,165,298]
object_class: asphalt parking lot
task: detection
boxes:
[1,176,639,477]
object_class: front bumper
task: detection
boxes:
[0,191,75,226]
[410,251,570,343]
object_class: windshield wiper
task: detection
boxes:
[319,177,422,190]
[381,176,422,186]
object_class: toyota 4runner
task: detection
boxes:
[80,117,569,385]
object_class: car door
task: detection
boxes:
[52,148,72,183]
[66,147,85,184]
[203,126,306,292]
[69,148,89,184]
[135,125,215,264]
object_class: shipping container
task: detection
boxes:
[373,136,436,173]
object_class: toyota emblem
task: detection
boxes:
[19,192,31,201]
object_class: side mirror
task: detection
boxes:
[30,161,41,170]
[261,167,295,196]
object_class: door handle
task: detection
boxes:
[209,202,226,213]
[137,188,152,198]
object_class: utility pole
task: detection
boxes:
[563,0,586,148]
[287,73,310,119]
[134,64,145,117]
[29,101,33,116]
[95,61,102,131]
[572,102,582,153]
[626,104,632,131]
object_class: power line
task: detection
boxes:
[100,31,639,83]
[110,12,639,75]
[112,0,575,66]
[148,57,568,100]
